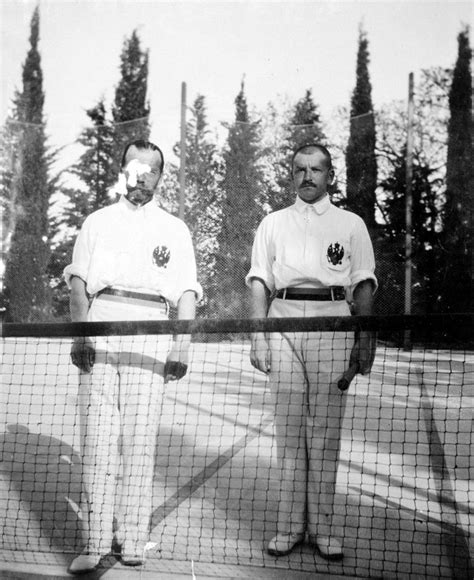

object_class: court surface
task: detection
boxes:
[1,337,472,579]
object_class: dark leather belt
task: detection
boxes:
[97,287,167,304]
[275,287,345,301]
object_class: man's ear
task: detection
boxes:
[328,168,335,185]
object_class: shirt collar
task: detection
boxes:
[119,194,158,213]
[293,193,331,215]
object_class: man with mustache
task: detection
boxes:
[65,140,201,573]
[246,143,377,561]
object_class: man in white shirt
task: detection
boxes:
[65,140,202,574]
[246,143,377,561]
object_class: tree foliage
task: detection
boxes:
[378,149,444,314]
[267,89,327,212]
[213,82,264,317]
[0,116,22,267]
[49,100,116,318]
[346,27,377,232]
[376,67,452,315]
[112,30,150,170]
[441,27,472,312]
[2,7,54,322]
[171,95,222,315]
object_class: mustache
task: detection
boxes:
[127,187,153,196]
[300,181,316,188]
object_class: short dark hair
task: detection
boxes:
[121,139,164,174]
[291,143,332,171]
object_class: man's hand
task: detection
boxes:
[165,290,196,383]
[164,339,190,382]
[69,277,93,373]
[70,337,95,373]
[349,330,376,375]
[248,279,271,374]
[250,333,271,374]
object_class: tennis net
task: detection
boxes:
[1,314,473,579]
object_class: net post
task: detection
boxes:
[404,72,415,351]
[179,81,187,221]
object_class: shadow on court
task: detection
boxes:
[0,424,84,554]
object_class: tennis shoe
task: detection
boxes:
[120,541,146,567]
[267,532,305,556]
[309,534,344,561]
[68,549,102,574]
[114,531,146,567]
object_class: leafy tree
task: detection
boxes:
[346,26,377,232]
[2,7,54,321]
[112,30,150,171]
[213,81,264,317]
[172,95,222,316]
[441,27,472,312]
[49,99,116,318]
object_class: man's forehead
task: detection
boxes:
[125,146,162,169]
[293,150,328,166]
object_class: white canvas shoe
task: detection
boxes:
[267,532,305,556]
[309,534,344,561]
[68,550,102,574]
[114,529,146,567]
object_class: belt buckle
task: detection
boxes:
[330,287,335,301]
[282,288,287,300]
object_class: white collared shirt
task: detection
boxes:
[64,196,202,307]
[246,194,377,297]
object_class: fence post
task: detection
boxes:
[404,72,414,350]
[179,81,187,221]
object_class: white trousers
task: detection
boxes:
[79,295,171,553]
[268,298,354,537]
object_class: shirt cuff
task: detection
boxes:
[350,270,378,296]
[245,269,275,292]
[63,264,87,289]
[179,282,203,304]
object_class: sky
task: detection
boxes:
[1,0,471,170]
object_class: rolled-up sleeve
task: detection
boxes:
[63,217,92,289]
[245,217,275,292]
[350,217,378,294]
[173,223,203,305]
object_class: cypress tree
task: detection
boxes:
[0,116,21,274]
[172,94,221,316]
[270,89,326,212]
[112,30,150,170]
[71,100,116,216]
[288,89,326,149]
[3,7,53,321]
[346,26,377,232]
[441,27,472,312]
[49,100,116,318]
[214,81,264,317]
[179,95,220,233]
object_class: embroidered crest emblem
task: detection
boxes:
[327,242,344,266]
[153,245,170,268]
